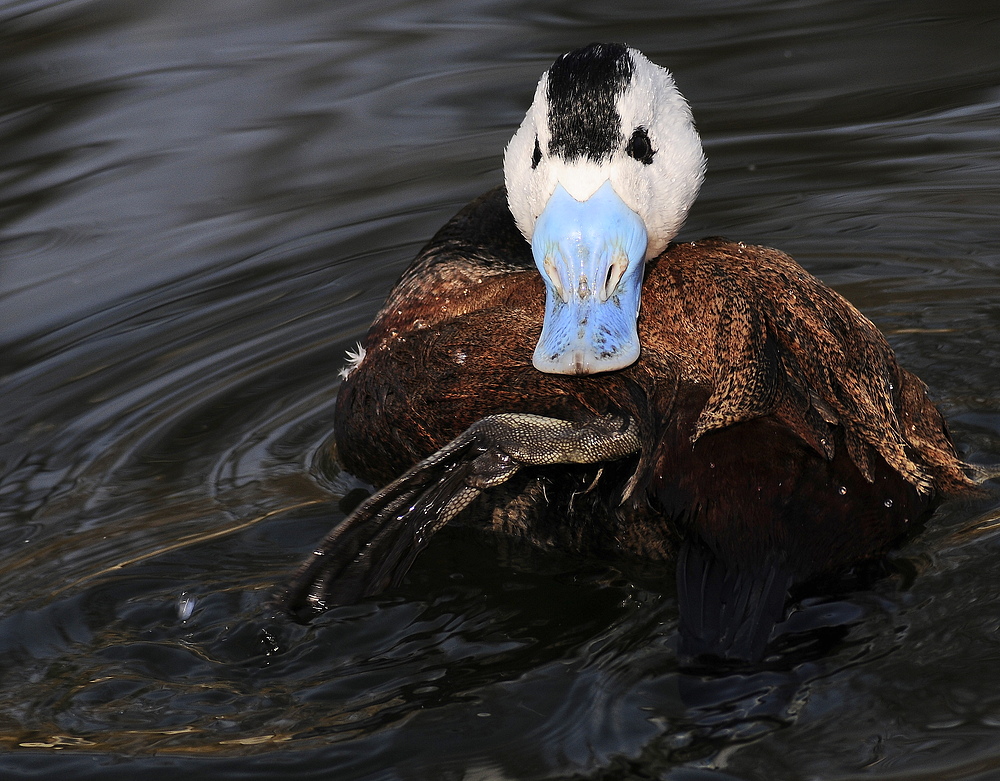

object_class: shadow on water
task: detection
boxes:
[2,0,1000,779]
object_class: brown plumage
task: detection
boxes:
[324,188,971,630]
[289,46,972,660]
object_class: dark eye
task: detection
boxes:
[531,136,542,169]
[625,127,654,164]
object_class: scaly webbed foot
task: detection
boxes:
[284,413,640,619]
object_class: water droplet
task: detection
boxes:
[709,462,715,469]
[177,593,196,621]
[837,486,847,496]
[884,499,893,508]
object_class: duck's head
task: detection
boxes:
[505,43,706,375]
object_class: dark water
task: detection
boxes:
[2,1,1000,778]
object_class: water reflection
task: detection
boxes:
[2,0,999,779]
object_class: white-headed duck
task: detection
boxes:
[285,43,972,662]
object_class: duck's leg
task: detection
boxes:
[284,413,639,620]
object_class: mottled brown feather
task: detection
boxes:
[333,188,972,589]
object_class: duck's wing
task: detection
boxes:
[654,239,972,496]
[283,413,640,620]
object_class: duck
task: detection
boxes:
[284,43,972,662]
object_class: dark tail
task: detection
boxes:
[676,537,792,664]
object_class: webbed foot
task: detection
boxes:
[284,413,639,619]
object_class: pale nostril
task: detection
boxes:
[602,254,628,301]
[543,254,569,302]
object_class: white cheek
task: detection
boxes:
[504,131,539,237]
[504,80,555,241]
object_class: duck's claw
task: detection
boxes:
[283,413,640,620]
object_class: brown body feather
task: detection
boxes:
[333,187,970,597]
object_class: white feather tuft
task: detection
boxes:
[338,343,367,381]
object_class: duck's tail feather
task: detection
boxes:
[676,536,792,664]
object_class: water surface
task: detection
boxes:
[2,1,1000,779]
